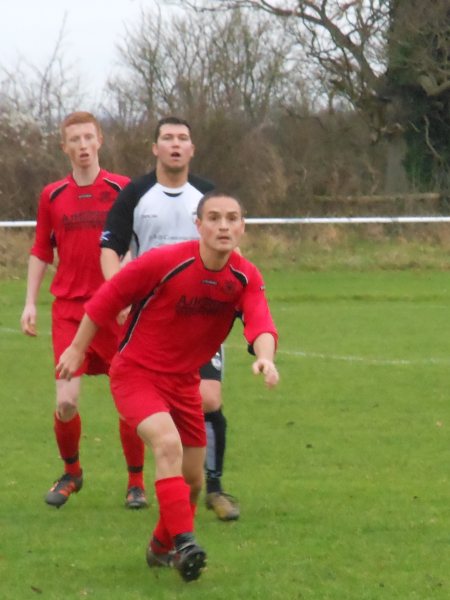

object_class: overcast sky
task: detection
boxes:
[0,0,174,100]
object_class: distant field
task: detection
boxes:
[4,224,450,276]
[2,268,450,599]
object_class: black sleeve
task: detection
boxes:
[100,171,156,257]
[188,173,215,194]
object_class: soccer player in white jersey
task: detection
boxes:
[100,117,239,520]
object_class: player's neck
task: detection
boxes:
[199,243,231,271]
[72,164,101,187]
[156,164,189,188]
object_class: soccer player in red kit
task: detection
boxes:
[101,116,240,521]
[56,192,279,582]
[20,112,133,508]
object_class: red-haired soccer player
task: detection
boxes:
[19,112,142,508]
[56,192,279,582]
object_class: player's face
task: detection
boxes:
[62,122,102,170]
[152,124,195,173]
[197,196,245,254]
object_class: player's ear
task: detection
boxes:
[236,220,245,240]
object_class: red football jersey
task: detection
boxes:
[31,170,130,300]
[86,240,278,374]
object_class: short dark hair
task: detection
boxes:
[154,116,192,141]
[196,191,245,219]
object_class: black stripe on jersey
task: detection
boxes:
[49,182,69,202]
[119,295,154,352]
[159,256,196,285]
[119,256,196,352]
[132,232,140,256]
[229,265,248,286]
[103,177,125,192]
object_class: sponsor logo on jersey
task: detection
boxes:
[176,295,228,315]
[202,279,218,286]
[222,280,237,295]
[62,211,107,231]
[99,191,113,202]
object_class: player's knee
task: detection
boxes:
[56,400,78,421]
[56,379,80,420]
[201,381,222,412]
[154,432,183,466]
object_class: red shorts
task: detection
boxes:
[109,354,206,447]
[52,298,121,378]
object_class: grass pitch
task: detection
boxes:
[1,267,450,599]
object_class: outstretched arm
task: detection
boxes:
[56,314,99,380]
[252,332,279,388]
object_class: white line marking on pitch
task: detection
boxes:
[2,327,449,367]
[225,343,450,367]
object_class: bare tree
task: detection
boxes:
[0,21,85,219]
[169,0,450,192]
[104,7,303,212]
[106,8,296,122]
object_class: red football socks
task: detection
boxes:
[54,412,82,476]
[119,418,145,488]
[152,516,174,551]
[155,476,194,540]
[152,497,198,551]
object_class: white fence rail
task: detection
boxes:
[3,216,450,228]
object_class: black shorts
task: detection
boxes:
[199,347,224,382]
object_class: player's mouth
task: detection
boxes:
[170,152,181,159]
[80,152,90,159]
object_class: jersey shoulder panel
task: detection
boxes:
[134,240,198,284]
[41,176,71,201]
[187,173,215,194]
[101,170,131,191]
[101,171,158,254]
[149,239,197,262]
[130,170,158,199]
[228,253,262,286]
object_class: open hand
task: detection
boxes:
[252,359,279,388]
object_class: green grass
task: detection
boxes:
[2,268,450,599]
